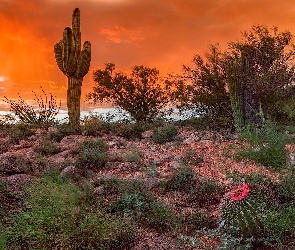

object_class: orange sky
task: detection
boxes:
[1,0,295,110]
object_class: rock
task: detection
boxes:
[1,174,31,198]
[0,152,29,175]
[60,165,79,178]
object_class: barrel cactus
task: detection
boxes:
[219,183,276,239]
[54,8,91,127]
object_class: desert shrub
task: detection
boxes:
[2,175,135,250]
[189,211,218,230]
[81,117,110,136]
[95,177,149,197]
[4,87,60,127]
[110,192,151,219]
[152,124,178,144]
[33,139,60,156]
[145,200,179,232]
[180,148,203,166]
[75,139,108,171]
[47,123,78,142]
[164,167,196,193]
[9,123,35,144]
[237,121,288,171]
[198,178,226,196]
[78,139,108,152]
[123,147,142,164]
[262,202,295,247]
[278,170,295,204]
[113,121,148,139]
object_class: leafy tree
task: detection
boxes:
[86,63,174,122]
[175,44,234,128]
[227,25,295,124]
[176,25,295,129]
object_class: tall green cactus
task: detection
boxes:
[54,8,91,127]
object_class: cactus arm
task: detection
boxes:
[76,41,91,78]
[54,42,66,75]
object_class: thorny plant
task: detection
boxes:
[4,87,61,127]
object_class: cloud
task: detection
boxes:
[1,0,295,104]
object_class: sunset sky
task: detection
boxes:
[1,0,295,110]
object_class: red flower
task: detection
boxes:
[231,183,251,201]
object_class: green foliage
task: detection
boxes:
[278,170,295,204]
[113,121,148,139]
[47,123,78,142]
[95,177,148,196]
[87,63,175,122]
[152,124,178,143]
[164,167,196,193]
[75,139,108,171]
[228,25,295,124]
[110,192,150,218]
[237,120,288,171]
[189,211,218,230]
[33,139,60,156]
[81,117,110,136]
[122,147,142,164]
[4,87,60,127]
[2,175,135,250]
[262,203,295,246]
[173,44,234,129]
[9,123,35,144]
[145,200,178,232]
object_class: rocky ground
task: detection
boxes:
[0,125,285,249]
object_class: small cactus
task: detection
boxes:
[219,183,264,239]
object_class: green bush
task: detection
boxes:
[113,121,148,139]
[262,202,295,247]
[110,193,149,218]
[75,139,108,171]
[164,167,196,193]
[81,117,110,136]
[33,139,60,156]
[76,150,108,171]
[78,139,108,152]
[2,175,135,249]
[48,123,78,142]
[237,121,288,171]
[95,177,150,197]
[152,124,178,143]
[189,211,218,230]
[145,200,178,232]
[123,147,142,164]
[9,123,35,144]
[278,170,295,204]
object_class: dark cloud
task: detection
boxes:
[1,0,295,102]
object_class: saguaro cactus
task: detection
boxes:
[54,8,91,127]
